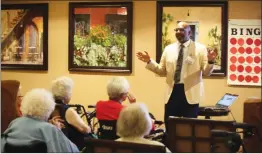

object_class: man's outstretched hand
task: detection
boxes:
[136,51,151,63]
[207,49,218,62]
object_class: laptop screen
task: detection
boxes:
[216,93,238,107]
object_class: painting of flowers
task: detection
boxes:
[207,26,222,70]
[69,2,133,73]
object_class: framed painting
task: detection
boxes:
[1,4,48,70]
[69,2,133,73]
[157,1,228,76]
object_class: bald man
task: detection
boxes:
[136,22,217,129]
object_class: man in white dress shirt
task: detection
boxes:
[136,21,218,129]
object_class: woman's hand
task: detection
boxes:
[127,92,136,103]
[49,116,65,130]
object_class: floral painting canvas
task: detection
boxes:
[69,2,133,73]
[1,4,48,70]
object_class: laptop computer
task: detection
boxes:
[207,93,239,109]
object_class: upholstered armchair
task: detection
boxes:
[1,80,20,133]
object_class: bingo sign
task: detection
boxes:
[228,19,261,86]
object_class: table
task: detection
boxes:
[198,107,229,119]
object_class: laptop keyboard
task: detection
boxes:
[205,106,229,111]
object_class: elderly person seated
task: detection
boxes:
[116,103,171,152]
[96,76,136,140]
[1,88,79,153]
[50,76,91,150]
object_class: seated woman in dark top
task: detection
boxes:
[50,76,91,150]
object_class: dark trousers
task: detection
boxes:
[164,83,199,132]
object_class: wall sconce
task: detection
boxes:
[117,7,127,15]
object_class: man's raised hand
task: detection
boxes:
[136,51,151,63]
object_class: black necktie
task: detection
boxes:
[174,45,184,83]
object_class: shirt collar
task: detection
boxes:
[178,39,191,48]
[109,99,122,104]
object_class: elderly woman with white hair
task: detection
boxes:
[50,76,91,150]
[96,76,136,140]
[1,88,79,152]
[116,103,171,152]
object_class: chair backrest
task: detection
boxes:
[167,117,236,153]
[4,140,47,153]
[83,138,166,153]
[49,104,64,119]
[98,120,118,140]
[243,98,262,153]
[1,80,20,133]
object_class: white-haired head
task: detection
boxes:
[107,77,130,102]
[117,103,152,138]
[21,88,55,121]
[51,76,74,103]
